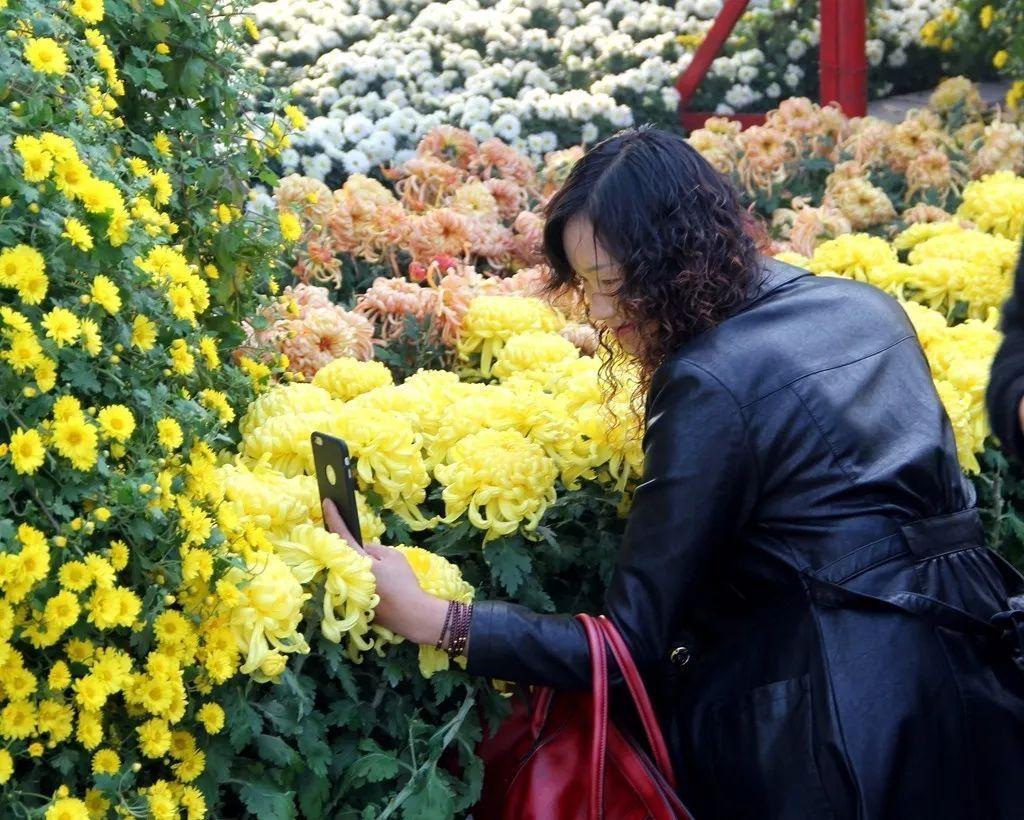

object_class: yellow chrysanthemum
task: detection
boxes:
[279,210,302,242]
[239,382,336,437]
[223,551,311,682]
[42,307,81,347]
[312,357,394,401]
[491,331,580,388]
[957,171,1024,241]
[53,415,99,471]
[97,404,135,442]
[5,331,44,373]
[91,748,120,775]
[892,220,963,252]
[131,314,157,350]
[434,428,558,540]
[71,0,105,22]
[24,37,68,75]
[197,703,224,734]
[0,245,48,304]
[458,296,564,375]
[62,217,94,252]
[90,274,121,314]
[806,233,897,281]
[153,131,172,156]
[274,524,378,656]
[773,250,810,268]
[44,797,90,820]
[156,417,183,452]
[9,427,45,474]
[14,135,53,182]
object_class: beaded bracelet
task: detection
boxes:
[436,601,473,658]
[435,600,456,652]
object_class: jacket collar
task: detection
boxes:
[736,256,810,313]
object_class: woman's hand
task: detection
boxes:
[321,499,449,646]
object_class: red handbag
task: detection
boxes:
[474,614,693,819]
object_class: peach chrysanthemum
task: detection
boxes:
[403,208,470,264]
[279,306,375,377]
[901,204,955,225]
[469,139,537,187]
[416,125,479,170]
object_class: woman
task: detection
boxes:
[324,126,1024,818]
[987,246,1024,462]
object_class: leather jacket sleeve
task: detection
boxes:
[987,249,1024,463]
[465,357,759,688]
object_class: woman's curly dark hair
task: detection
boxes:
[542,125,765,408]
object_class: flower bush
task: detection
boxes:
[0,0,325,815]
[926,1,1024,116]
[243,0,959,183]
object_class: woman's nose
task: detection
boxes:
[588,293,617,323]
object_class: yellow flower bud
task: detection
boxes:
[22,386,36,398]
[80,294,92,305]
[164,594,176,604]
[54,536,67,548]
[29,203,39,213]
[0,196,11,207]
[139,484,151,494]
[71,518,84,531]
[94,507,111,522]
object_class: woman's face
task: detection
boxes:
[563,214,641,355]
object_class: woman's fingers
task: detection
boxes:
[365,543,391,561]
[322,499,367,555]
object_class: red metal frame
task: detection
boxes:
[675,0,867,130]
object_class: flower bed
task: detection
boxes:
[244,0,961,183]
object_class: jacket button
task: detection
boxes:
[670,645,691,668]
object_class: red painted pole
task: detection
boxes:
[836,0,868,116]
[819,0,840,106]
[675,0,751,107]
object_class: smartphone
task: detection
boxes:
[311,431,363,546]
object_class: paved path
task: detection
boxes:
[868,80,1011,122]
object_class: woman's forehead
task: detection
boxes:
[564,217,617,273]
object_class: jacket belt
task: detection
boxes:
[802,508,1024,672]
[812,508,985,586]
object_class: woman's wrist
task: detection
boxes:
[406,593,451,646]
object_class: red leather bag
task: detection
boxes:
[474,614,693,819]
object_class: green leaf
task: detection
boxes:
[400,767,455,820]
[321,640,360,701]
[297,775,330,819]
[484,539,532,595]
[349,742,401,785]
[297,718,332,777]
[226,688,263,752]
[257,734,297,767]
[239,781,297,820]
[64,358,102,392]
[430,670,461,703]
[51,747,80,778]
[179,57,208,98]
[258,700,301,737]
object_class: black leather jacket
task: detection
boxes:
[467,259,1024,819]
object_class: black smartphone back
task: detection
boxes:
[311,431,363,546]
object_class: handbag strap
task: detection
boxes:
[579,614,609,820]
[595,616,678,791]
